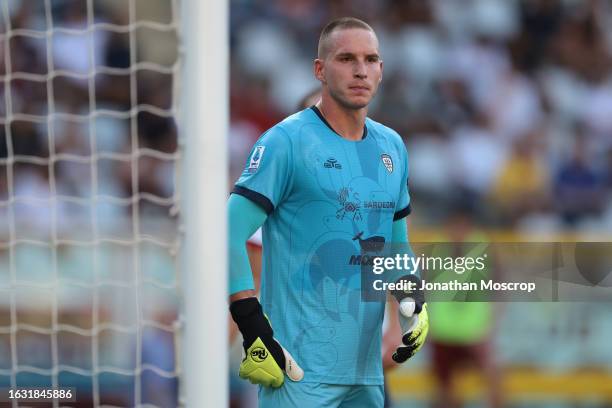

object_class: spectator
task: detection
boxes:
[488,129,550,224]
[554,131,606,225]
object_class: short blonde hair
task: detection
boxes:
[317,17,375,59]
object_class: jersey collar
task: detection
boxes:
[310,106,368,140]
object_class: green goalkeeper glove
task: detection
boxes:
[230,297,304,387]
[393,301,429,363]
[391,275,429,363]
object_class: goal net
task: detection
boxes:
[0,0,184,406]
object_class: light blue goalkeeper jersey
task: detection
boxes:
[233,107,411,385]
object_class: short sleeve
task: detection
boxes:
[394,145,411,221]
[232,127,292,214]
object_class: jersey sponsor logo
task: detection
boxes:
[381,154,393,173]
[363,201,395,209]
[323,157,342,169]
[247,146,265,173]
[348,254,380,265]
[251,347,268,362]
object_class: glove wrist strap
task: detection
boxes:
[230,297,273,346]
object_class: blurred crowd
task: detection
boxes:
[4,0,611,235]
[0,0,178,233]
[230,0,612,234]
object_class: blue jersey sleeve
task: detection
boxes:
[394,145,411,220]
[232,126,292,214]
[228,194,267,295]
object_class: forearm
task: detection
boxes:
[391,218,420,278]
[392,217,408,244]
[228,193,267,300]
[391,218,424,312]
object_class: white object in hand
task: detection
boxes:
[399,297,419,333]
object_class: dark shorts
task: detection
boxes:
[430,340,491,382]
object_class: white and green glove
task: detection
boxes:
[230,297,304,387]
[392,275,429,363]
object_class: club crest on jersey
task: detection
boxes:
[381,154,393,173]
[247,146,265,173]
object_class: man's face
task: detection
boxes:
[315,28,383,110]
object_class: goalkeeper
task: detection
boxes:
[229,17,428,408]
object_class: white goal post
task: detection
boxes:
[180,0,228,407]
